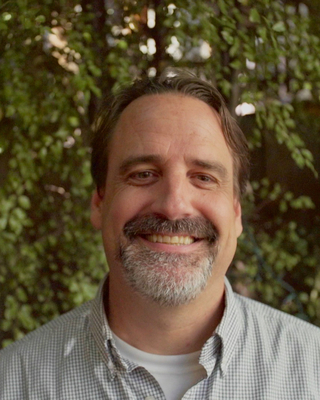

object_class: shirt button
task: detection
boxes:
[107,360,115,372]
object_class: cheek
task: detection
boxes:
[101,191,150,234]
[201,198,240,244]
[201,198,232,225]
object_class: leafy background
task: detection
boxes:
[1,0,320,349]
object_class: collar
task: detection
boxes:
[89,275,242,379]
[89,275,118,380]
[214,278,242,376]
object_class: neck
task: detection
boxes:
[105,273,225,355]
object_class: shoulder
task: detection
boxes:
[0,301,98,398]
[226,294,320,395]
[0,301,93,361]
[236,293,319,330]
[235,293,320,348]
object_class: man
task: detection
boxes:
[1,71,320,399]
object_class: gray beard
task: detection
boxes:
[119,242,217,307]
[117,214,219,307]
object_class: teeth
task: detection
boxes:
[146,234,195,245]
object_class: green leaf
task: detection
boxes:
[35,15,46,24]
[18,195,31,210]
[221,30,234,45]
[83,32,92,42]
[272,21,286,32]
[218,0,228,15]
[230,59,242,69]
[68,116,79,127]
[249,9,261,24]
[117,40,128,50]
[230,37,240,57]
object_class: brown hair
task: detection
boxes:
[91,70,249,198]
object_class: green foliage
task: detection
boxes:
[232,178,320,324]
[1,0,320,348]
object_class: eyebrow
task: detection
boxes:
[189,159,229,180]
[119,155,163,175]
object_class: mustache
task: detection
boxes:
[123,214,219,243]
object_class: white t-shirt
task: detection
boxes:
[112,332,206,400]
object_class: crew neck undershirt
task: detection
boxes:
[112,332,206,400]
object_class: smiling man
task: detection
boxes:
[1,71,320,400]
[91,92,242,314]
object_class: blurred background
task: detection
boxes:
[1,0,320,349]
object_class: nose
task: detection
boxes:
[150,175,194,220]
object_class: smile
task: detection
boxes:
[145,234,195,245]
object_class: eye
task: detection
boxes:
[128,170,158,185]
[134,171,154,179]
[191,173,218,188]
[196,175,212,182]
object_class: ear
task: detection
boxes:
[234,198,243,238]
[90,190,103,230]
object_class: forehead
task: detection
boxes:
[108,93,232,169]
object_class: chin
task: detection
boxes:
[118,241,217,307]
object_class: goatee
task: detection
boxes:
[117,214,219,307]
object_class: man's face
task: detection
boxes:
[91,94,243,306]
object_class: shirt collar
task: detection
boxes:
[214,278,242,376]
[198,278,242,378]
[89,275,120,379]
[89,275,242,378]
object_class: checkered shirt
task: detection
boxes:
[1,277,320,400]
